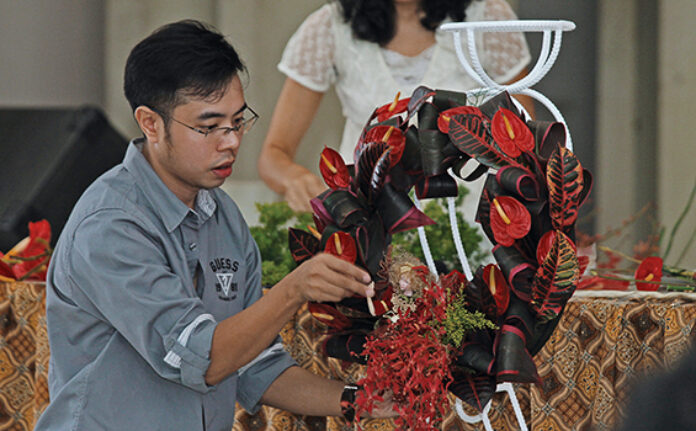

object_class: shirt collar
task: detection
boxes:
[123,139,217,232]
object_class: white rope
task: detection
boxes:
[413,194,439,280]
[447,195,473,280]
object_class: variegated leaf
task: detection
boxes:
[288,228,320,265]
[546,146,584,229]
[531,230,579,321]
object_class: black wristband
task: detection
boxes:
[340,383,359,422]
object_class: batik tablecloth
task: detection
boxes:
[4,281,695,431]
[0,281,49,431]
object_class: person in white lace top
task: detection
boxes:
[259,0,533,212]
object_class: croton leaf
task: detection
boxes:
[405,85,436,123]
[547,146,584,230]
[319,147,351,189]
[308,302,351,330]
[531,230,580,321]
[376,184,435,234]
[449,369,496,413]
[448,112,534,176]
[491,108,535,158]
[414,173,458,199]
[437,106,486,133]
[288,227,320,265]
[324,231,358,263]
[489,196,531,247]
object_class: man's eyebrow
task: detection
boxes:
[196,104,248,121]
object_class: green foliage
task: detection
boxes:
[441,294,497,348]
[249,201,313,286]
[391,186,486,272]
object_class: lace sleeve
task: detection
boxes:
[480,0,532,83]
[277,5,336,92]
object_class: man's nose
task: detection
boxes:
[218,130,241,152]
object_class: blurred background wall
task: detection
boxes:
[1,0,694,267]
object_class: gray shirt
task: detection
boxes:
[35,140,295,431]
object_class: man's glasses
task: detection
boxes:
[164,106,259,138]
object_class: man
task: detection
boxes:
[35,20,389,431]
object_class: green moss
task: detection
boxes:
[249,201,313,286]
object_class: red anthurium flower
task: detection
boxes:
[482,264,510,316]
[577,275,630,291]
[375,92,410,122]
[307,302,351,330]
[489,196,531,247]
[324,231,357,263]
[9,219,52,281]
[635,256,663,291]
[319,147,351,189]
[437,106,485,133]
[362,125,406,166]
[491,107,534,157]
[0,254,15,281]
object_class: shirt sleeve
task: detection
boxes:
[236,219,297,413]
[277,4,336,92]
[480,0,532,83]
[66,210,217,393]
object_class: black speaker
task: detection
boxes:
[0,106,129,251]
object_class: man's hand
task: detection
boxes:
[283,171,327,213]
[361,388,398,419]
[281,253,373,304]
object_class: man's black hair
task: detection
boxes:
[124,19,246,118]
[337,0,475,46]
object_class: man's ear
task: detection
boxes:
[134,106,164,144]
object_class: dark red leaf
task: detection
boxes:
[288,228,320,265]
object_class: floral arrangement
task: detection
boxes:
[287,86,592,428]
[0,219,52,282]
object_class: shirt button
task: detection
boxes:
[188,242,197,251]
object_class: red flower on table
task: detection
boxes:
[319,147,351,189]
[489,196,531,247]
[437,106,485,133]
[324,231,357,263]
[482,264,510,317]
[491,107,534,157]
[375,92,410,122]
[635,256,663,291]
[2,219,52,281]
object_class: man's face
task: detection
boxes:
[144,76,246,206]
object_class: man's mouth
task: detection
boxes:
[212,162,233,178]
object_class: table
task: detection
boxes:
[0,281,48,431]
[3,281,695,431]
